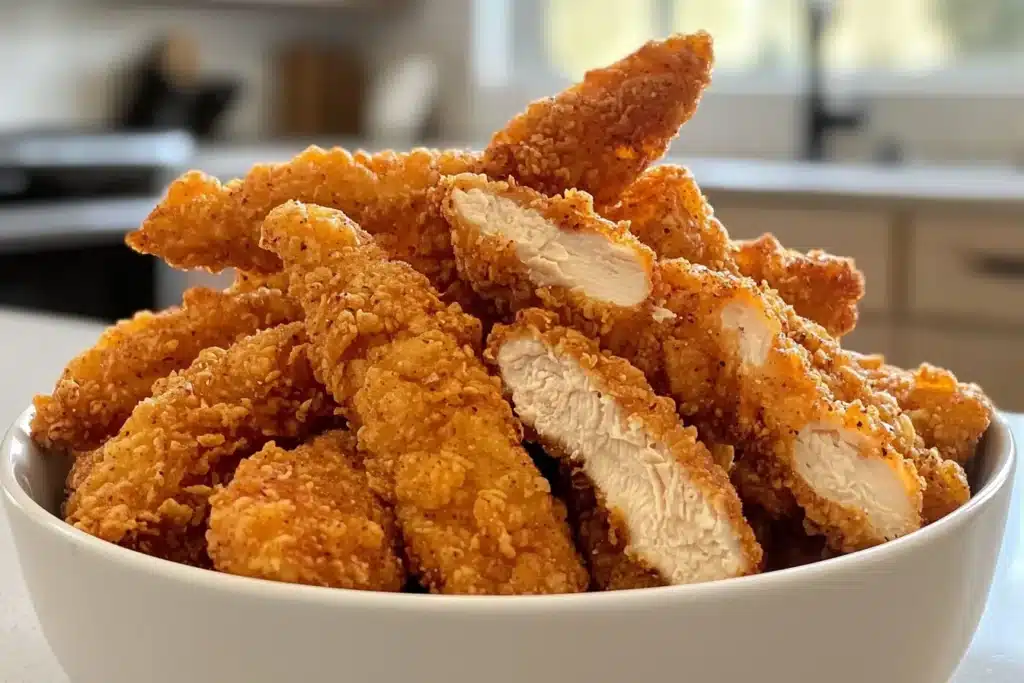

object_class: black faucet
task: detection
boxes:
[805,0,866,161]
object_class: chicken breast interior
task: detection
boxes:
[495,336,749,584]
[719,299,919,541]
[450,187,651,307]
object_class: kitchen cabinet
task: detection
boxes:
[902,326,1024,411]
[712,205,892,313]
[911,213,1024,325]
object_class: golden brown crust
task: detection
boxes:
[853,355,993,465]
[482,32,713,207]
[229,269,291,294]
[603,165,734,271]
[127,147,481,295]
[486,308,762,586]
[31,287,299,453]
[778,315,973,523]
[207,430,405,591]
[442,173,667,382]
[657,262,923,550]
[732,234,864,339]
[260,201,588,595]
[605,165,864,338]
[65,323,331,554]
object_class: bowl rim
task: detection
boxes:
[2,405,1016,613]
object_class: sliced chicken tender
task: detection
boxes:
[777,314,972,523]
[853,354,993,465]
[442,173,667,381]
[65,323,331,558]
[605,165,864,338]
[207,430,405,591]
[659,263,923,550]
[260,201,588,595]
[127,147,480,298]
[488,309,761,588]
[443,172,922,550]
[31,286,299,453]
[483,32,714,207]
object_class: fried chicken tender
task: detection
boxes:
[604,165,864,337]
[852,354,993,465]
[31,286,299,453]
[442,174,924,552]
[442,173,667,380]
[487,308,761,589]
[260,201,588,595]
[65,323,331,561]
[483,32,713,207]
[207,430,405,590]
[732,233,863,339]
[127,147,480,296]
[779,314,973,524]
[230,268,291,294]
[602,165,734,270]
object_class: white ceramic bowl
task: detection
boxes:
[2,406,1016,683]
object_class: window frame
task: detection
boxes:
[504,0,1024,98]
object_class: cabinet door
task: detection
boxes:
[904,326,1024,412]
[713,206,892,313]
[911,214,1024,325]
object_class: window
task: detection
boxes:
[473,0,1024,162]
[512,0,1024,91]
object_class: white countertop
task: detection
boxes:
[0,308,1021,681]
[1,142,1021,248]
[193,141,1024,207]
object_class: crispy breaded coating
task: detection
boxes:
[127,147,481,296]
[603,165,734,271]
[31,287,299,453]
[260,201,588,595]
[732,233,864,339]
[230,268,291,294]
[442,173,667,381]
[779,315,973,524]
[65,323,331,559]
[853,354,993,465]
[605,165,864,337]
[487,308,761,589]
[207,430,405,590]
[443,175,923,552]
[656,262,922,550]
[483,32,713,207]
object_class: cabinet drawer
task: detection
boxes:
[904,326,1024,411]
[713,206,892,313]
[911,215,1024,324]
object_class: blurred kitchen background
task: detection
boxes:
[1,0,1022,407]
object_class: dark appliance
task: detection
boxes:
[0,129,194,322]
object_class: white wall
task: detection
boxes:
[0,0,373,137]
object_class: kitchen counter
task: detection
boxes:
[193,141,1024,209]
[0,307,1021,682]
[2,143,1021,247]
